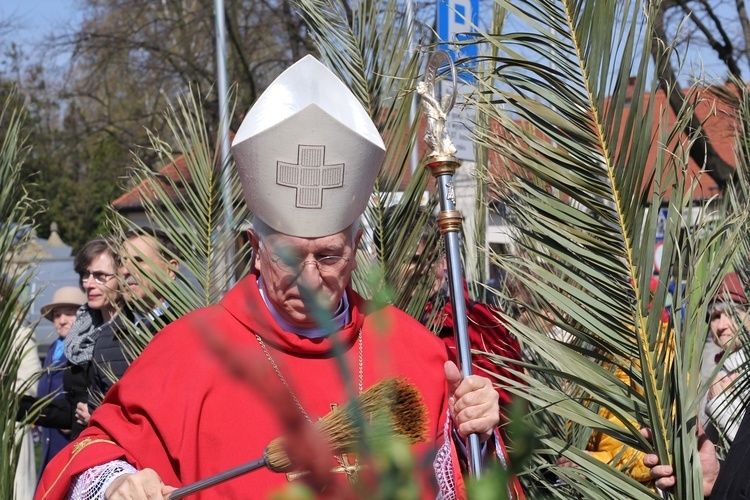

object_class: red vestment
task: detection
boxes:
[436,282,524,412]
[36,275,464,499]
[434,284,526,500]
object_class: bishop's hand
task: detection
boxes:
[105,469,176,499]
[444,360,499,443]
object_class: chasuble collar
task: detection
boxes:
[218,273,365,356]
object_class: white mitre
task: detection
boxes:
[231,55,386,238]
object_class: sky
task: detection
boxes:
[1,0,82,62]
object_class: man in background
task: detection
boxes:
[119,227,180,323]
[76,228,180,423]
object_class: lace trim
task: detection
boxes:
[67,460,137,500]
[433,410,457,500]
[493,428,513,499]
[40,438,116,500]
[433,414,512,500]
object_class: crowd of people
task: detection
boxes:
[14,229,179,497]
[7,53,749,500]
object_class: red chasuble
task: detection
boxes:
[437,281,524,413]
[36,275,463,499]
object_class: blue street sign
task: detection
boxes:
[437,0,480,66]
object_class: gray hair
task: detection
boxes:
[250,215,360,244]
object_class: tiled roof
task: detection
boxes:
[114,130,238,212]
[633,83,735,199]
[112,153,193,211]
[484,81,739,202]
[113,85,739,211]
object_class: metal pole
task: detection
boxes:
[406,0,419,174]
[430,161,483,479]
[418,52,482,478]
[214,0,236,288]
[169,457,267,498]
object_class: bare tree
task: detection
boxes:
[54,0,315,158]
[653,0,750,187]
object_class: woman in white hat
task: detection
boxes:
[35,286,86,476]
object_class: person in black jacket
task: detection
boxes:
[35,286,86,476]
[19,236,124,440]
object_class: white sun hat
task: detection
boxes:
[40,286,86,321]
[231,55,386,238]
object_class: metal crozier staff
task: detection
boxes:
[417,51,483,478]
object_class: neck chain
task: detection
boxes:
[254,328,363,482]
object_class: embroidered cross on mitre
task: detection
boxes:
[277,145,344,209]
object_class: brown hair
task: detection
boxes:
[74,237,120,286]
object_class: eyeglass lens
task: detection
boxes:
[272,254,348,273]
[80,271,113,284]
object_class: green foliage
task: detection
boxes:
[57,0,317,162]
[467,398,535,500]
[701,80,750,454]
[289,0,443,314]
[0,86,42,499]
[3,55,134,251]
[105,88,252,357]
[461,0,750,497]
[7,0,750,497]
[370,191,443,321]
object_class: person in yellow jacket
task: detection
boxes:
[556,362,653,483]
[583,363,653,482]
[558,277,671,484]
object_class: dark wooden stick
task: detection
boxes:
[168,457,267,499]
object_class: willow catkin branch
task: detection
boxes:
[264,438,292,472]
[264,378,428,472]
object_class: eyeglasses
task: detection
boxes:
[267,249,350,275]
[79,270,117,286]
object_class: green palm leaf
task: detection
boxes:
[462,0,749,497]
[106,88,252,357]
[701,80,750,455]
[0,87,44,498]
[291,0,445,315]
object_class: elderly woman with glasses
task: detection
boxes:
[705,272,750,445]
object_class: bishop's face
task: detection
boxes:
[251,228,361,328]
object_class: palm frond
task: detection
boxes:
[0,86,43,498]
[462,0,750,496]
[106,88,252,355]
[291,0,445,314]
[702,78,750,454]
